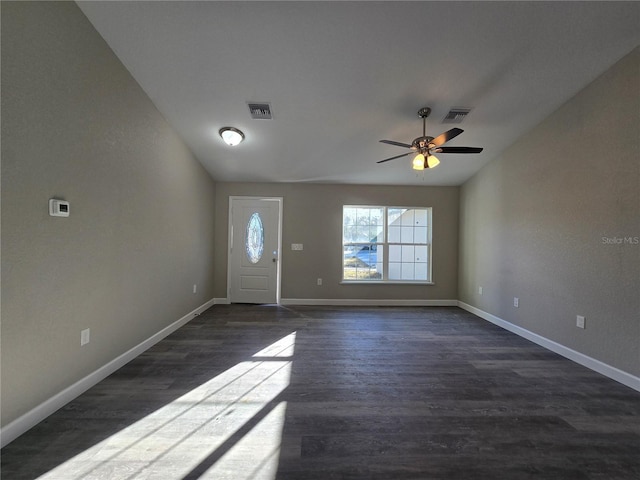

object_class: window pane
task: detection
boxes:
[388,225,401,243]
[401,245,414,262]
[389,245,401,262]
[344,246,380,279]
[414,226,428,244]
[388,208,404,225]
[374,247,384,273]
[401,209,415,226]
[401,263,414,280]
[389,262,401,280]
[356,208,370,225]
[357,245,374,266]
[354,245,382,280]
[343,208,357,226]
[415,245,428,262]
[343,226,356,243]
[373,225,384,243]
[414,209,428,226]
[356,226,370,242]
[343,246,358,279]
[400,226,414,243]
[415,263,428,280]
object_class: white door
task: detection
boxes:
[228,197,282,304]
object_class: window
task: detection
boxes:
[343,206,432,282]
[245,212,264,264]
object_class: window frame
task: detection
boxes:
[342,205,433,284]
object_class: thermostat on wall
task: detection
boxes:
[49,199,70,217]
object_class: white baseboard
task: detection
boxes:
[0,297,216,448]
[280,298,458,307]
[215,298,457,307]
[458,301,640,392]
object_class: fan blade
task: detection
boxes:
[430,128,463,147]
[377,152,412,163]
[379,139,412,149]
[435,146,483,154]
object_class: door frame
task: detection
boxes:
[227,196,283,304]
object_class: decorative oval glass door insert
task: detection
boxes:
[245,212,264,263]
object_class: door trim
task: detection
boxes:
[227,196,283,304]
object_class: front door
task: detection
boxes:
[228,197,282,304]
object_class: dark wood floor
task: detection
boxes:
[2,305,639,479]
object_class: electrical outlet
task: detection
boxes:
[81,328,90,346]
[291,243,303,251]
[576,315,586,329]
[513,297,519,308]
[478,286,483,295]
[193,284,197,294]
[317,278,323,286]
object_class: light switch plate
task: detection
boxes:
[81,328,90,346]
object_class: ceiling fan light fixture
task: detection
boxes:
[427,154,440,168]
[412,154,425,170]
[219,127,244,146]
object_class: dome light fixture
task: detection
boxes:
[219,127,245,146]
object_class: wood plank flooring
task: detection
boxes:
[2,305,639,479]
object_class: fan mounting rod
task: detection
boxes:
[410,107,433,150]
[417,107,431,138]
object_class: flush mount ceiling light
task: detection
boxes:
[219,127,245,146]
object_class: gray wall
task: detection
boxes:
[459,48,639,376]
[1,2,217,426]
[214,183,459,301]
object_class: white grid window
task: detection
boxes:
[343,206,432,282]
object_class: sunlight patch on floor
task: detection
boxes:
[39,332,296,480]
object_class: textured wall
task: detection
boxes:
[459,48,639,375]
[214,183,459,301]
[1,2,217,426]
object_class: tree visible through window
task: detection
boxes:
[342,206,432,282]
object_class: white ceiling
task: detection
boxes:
[77,1,639,186]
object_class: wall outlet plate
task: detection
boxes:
[291,243,303,251]
[513,297,519,308]
[576,315,586,329]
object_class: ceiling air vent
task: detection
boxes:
[442,108,471,124]
[247,102,273,120]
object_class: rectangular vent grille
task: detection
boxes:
[247,102,273,119]
[442,108,471,124]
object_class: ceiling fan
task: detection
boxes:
[378,107,483,170]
